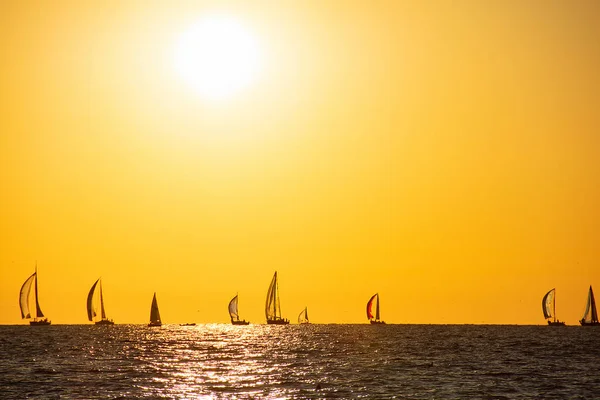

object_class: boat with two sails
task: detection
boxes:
[148,292,162,327]
[580,285,599,326]
[265,271,289,324]
[19,267,51,326]
[541,288,565,326]
[87,278,114,325]
[298,307,310,324]
[228,294,250,325]
[367,293,385,324]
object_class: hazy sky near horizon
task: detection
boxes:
[1,1,599,325]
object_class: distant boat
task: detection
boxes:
[148,292,162,327]
[228,294,249,325]
[541,288,565,326]
[579,285,599,326]
[298,307,310,324]
[180,323,196,326]
[265,271,289,324]
[19,267,51,326]
[87,278,114,325]
[366,293,386,324]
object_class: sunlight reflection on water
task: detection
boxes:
[0,324,599,399]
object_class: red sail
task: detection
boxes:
[366,294,377,320]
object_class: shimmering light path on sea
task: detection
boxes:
[0,324,598,399]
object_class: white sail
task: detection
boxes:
[87,279,100,321]
[581,285,598,324]
[298,307,309,324]
[542,288,555,320]
[87,278,112,323]
[265,272,278,320]
[265,271,288,324]
[229,295,239,321]
[150,293,161,325]
[19,273,36,319]
[20,267,50,325]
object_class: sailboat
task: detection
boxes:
[87,278,115,325]
[298,307,310,324]
[265,271,289,324]
[579,285,599,326]
[20,267,51,326]
[148,292,162,327]
[229,294,249,325]
[366,293,386,324]
[541,288,565,326]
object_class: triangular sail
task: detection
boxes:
[366,294,377,320]
[150,293,161,324]
[375,294,380,321]
[582,285,599,323]
[265,272,278,320]
[87,279,100,321]
[34,271,45,318]
[100,281,107,320]
[542,288,555,320]
[276,277,282,319]
[229,295,239,321]
[592,287,598,322]
[298,307,309,324]
[19,273,36,319]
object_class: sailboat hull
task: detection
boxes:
[148,322,162,327]
[370,320,386,325]
[547,321,565,326]
[30,319,51,326]
[267,319,289,325]
[232,320,250,325]
[95,319,115,325]
[579,320,599,326]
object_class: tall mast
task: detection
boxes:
[34,264,37,316]
[553,289,556,323]
[275,272,281,319]
[274,278,277,319]
[100,279,106,320]
[591,286,598,322]
[34,262,44,319]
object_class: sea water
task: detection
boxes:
[0,324,598,399]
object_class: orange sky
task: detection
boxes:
[1,1,599,325]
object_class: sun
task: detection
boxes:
[174,14,262,101]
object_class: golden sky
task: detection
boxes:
[1,1,599,325]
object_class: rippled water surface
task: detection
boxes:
[0,324,598,399]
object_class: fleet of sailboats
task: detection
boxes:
[148,292,162,327]
[13,266,600,326]
[87,278,114,325]
[229,294,249,325]
[366,293,385,324]
[265,271,289,324]
[579,285,599,326]
[541,288,565,326]
[19,267,51,326]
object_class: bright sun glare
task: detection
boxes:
[174,14,262,101]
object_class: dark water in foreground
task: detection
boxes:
[0,324,598,399]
